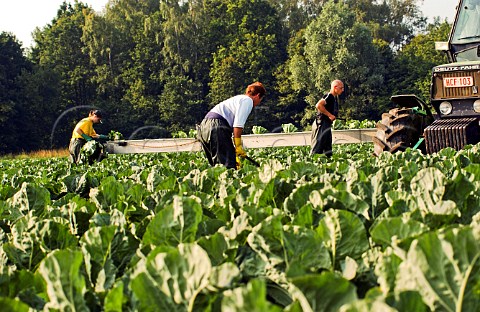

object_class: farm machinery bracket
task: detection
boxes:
[105,129,376,154]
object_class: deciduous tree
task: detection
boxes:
[0,32,32,153]
[289,0,386,124]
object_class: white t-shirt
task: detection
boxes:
[210,94,253,128]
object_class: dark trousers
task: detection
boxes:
[197,118,236,169]
[310,119,332,157]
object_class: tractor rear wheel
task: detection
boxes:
[373,107,425,156]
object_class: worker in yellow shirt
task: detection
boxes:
[69,110,109,164]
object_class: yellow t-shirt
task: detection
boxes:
[71,118,97,139]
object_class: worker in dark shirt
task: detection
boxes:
[310,80,344,156]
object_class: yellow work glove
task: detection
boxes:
[234,137,247,158]
[236,155,242,170]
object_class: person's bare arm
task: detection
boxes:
[233,127,243,138]
[315,99,336,121]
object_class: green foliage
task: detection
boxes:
[158,75,205,133]
[188,129,197,138]
[28,2,99,148]
[208,0,287,131]
[332,119,377,130]
[252,126,268,134]
[2,0,454,156]
[108,130,123,141]
[391,21,451,101]
[171,129,197,139]
[172,130,188,138]
[281,123,298,133]
[0,142,480,310]
[0,32,32,153]
[78,140,106,165]
[289,1,388,125]
[38,249,89,310]
[347,0,426,48]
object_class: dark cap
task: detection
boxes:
[92,110,103,118]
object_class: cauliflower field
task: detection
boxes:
[1,143,479,311]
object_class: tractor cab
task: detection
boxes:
[436,0,480,63]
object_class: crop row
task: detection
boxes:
[0,143,479,311]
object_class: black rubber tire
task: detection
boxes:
[373,107,426,156]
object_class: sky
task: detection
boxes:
[0,0,459,49]
[0,0,109,48]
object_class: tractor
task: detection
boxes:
[373,0,480,156]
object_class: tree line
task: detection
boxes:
[0,0,451,154]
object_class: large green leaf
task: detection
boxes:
[463,164,480,182]
[0,269,45,309]
[252,175,295,210]
[221,279,283,311]
[34,220,78,253]
[130,243,213,311]
[339,298,397,312]
[291,204,316,228]
[247,215,331,277]
[3,215,46,270]
[53,194,97,236]
[103,281,124,312]
[242,200,275,227]
[289,272,357,312]
[410,168,460,218]
[0,298,31,312]
[258,160,285,184]
[370,216,429,248]
[208,262,240,290]
[395,226,480,311]
[373,247,403,295]
[80,225,117,292]
[90,176,126,210]
[288,162,322,180]
[197,232,229,266]
[385,290,428,312]
[317,189,370,220]
[444,171,475,205]
[146,167,179,192]
[63,173,98,197]
[7,182,50,217]
[369,167,394,218]
[316,209,369,268]
[0,184,19,202]
[182,167,227,193]
[89,177,153,219]
[218,209,251,245]
[125,183,156,211]
[37,249,89,311]
[142,195,203,247]
[282,182,326,214]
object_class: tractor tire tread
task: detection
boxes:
[373,106,429,157]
